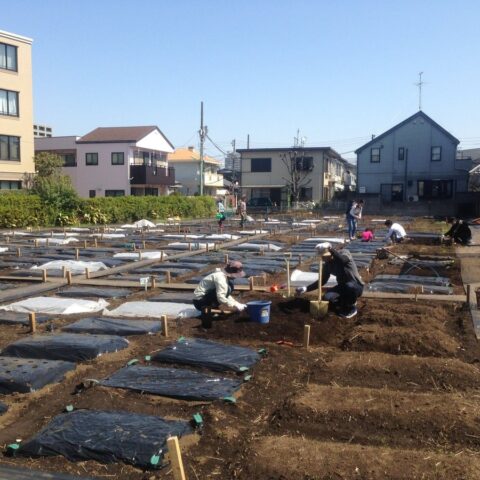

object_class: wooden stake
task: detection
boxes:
[160,250,164,261]
[224,254,229,264]
[42,269,47,282]
[142,240,146,249]
[29,313,37,333]
[67,271,72,285]
[46,238,50,247]
[286,259,291,297]
[303,324,311,349]
[85,268,90,279]
[318,260,323,302]
[16,247,21,257]
[151,276,156,289]
[94,238,98,248]
[34,239,39,247]
[166,436,186,480]
[166,271,171,284]
[249,276,254,291]
[161,314,169,337]
[467,284,471,304]
[75,248,79,260]
[62,265,67,278]
[83,240,87,249]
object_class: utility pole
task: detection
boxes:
[231,139,236,152]
[415,72,424,111]
[199,102,207,196]
[247,134,250,149]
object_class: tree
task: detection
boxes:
[32,152,80,224]
[280,150,313,208]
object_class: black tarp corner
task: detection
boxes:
[19,410,191,469]
[62,317,161,336]
[0,465,96,480]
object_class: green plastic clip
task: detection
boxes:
[223,396,237,404]
[65,405,74,413]
[192,413,204,427]
[238,366,249,372]
[243,374,252,382]
[258,348,267,356]
[150,454,160,466]
[178,336,186,342]
[127,359,139,366]
[144,355,152,362]
[6,443,20,457]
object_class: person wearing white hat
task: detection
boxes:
[296,242,364,318]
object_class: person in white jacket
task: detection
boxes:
[384,219,407,244]
[193,261,247,327]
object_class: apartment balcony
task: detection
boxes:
[130,165,175,186]
[204,173,224,187]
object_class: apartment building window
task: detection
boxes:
[370,147,381,163]
[300,187,313,201]
[111,152,124,165]
[431,146,442,162]
[0,43,17,71]
[89,190,96,198]
[294,156,313,171]
[0,89,19,116]
[145,187,158,196]
[0,135,20,161]
[398,147,405,161]
[251,157,271,172]
[418,179,452,199]
[85,153,98,165]
[61,154,76,167]
[105,190,125,197]
[0,180,21,190]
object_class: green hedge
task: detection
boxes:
[0,192,216,227]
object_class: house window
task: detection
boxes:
[105,190,125,197]
[0,89,19,116]
[380,183,403,202]
[86,153,98,165]
[0,43,17,71]
[111,152,124,165]
[300,187,313,201]
[0,180,21,190]
[418,180,452,199]
[294,156,313,171]
[62,154,76,167]
[0,135,20,161]
[431,146,442,161]
[370,147,381,163]
[251,158,271,172]
[398,147,405,161]
[89,190,96,198]
[145,187,158,196]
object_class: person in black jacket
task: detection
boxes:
[444,218,472,245]
[296,242,364,318]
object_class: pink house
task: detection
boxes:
[34,126,175,198]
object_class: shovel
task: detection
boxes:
[309,259,329,318]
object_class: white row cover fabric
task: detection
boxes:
[35,237,79,245]
[204,234,240,240]
[51,232,79,237]
[238,230,268,235]
[305,237,346,244]
[121,219,156,229]
[291,222,315,227]
[323,216,340,219]
[67,227,91,232]
[163,234,204,239]
[1,231,29,236]
[31,260,107,274]
[0,247,8,253]
[104,228,126,232]
[297,219,322,223]
[113,251,167,260]
[290,269,337,288]
[105,301,200,319]
[167,242,215,250]
[156,222,180,226]
[90,233,126,239]
[233,242,282,252]
[0,297,109,315]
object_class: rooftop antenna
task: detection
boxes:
[415,72,424,110]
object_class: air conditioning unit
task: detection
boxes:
[408,195,419,202]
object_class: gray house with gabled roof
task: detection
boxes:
[355,111,472,204]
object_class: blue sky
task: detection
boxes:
[3,0,480,161]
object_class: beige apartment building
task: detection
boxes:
[0,30,34,190]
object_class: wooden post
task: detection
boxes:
[262,273,267,286]
[42,269,47,282]
[166,271,171,284]
[160,251,164,261]
[166,436,186,480]
[29,313,37,333]
[16,247,21,257]
[5,236,9,244]
[161,314,169,337]
[94,238,98,248]
[249,276,254,291]
[46,238,50,247]
[75,248,79,260]
[188,242,192,251]
[467,284,471,304]
[34,239,39,247]
[139,251,143,260]
[85,268,90,279]
[62,265,67,278]
[286,259,291,297]
[142,240,146,249]
[151,276,156,289]
[298,254,303,265]
[303,324,311,349]
[224,254,229,264]
[67,271,72,285]
[83,240,87,249]
[206,242,209,252]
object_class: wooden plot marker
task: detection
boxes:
[83,240,87,249]
[467,284,471,304]
[166,436,186,480]
[249,276,254,291]
[166,271,171,284]
[62,266,67,278]
[75,248,79,260]
[42,269,48,282]
[16,247,21,257]
[303,324,311,349]
[85,268,90,279]
[309,259,328,318]
[161,314,169,337]
[67,271,72,285]
[151,276,156,289]
[29,313,37,333]
[285,259,291,297]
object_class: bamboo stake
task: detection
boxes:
[286,259,291,297]
[166,271,171,284]
[85,268,90,279]
[161,314,169,337]
[75,248,79,260]
[151,276,156,289]
[166,436,186,480]
[303,324,310,349]
[29,313,37,333]
[42,269,47,282]
[67,271,72,285]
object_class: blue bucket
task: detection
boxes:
[246,301,272,324]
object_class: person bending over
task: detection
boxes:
[296,242,364,319]
[444,218,472,245]
[384,220,407,244]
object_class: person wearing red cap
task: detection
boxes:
[193,261,247,326]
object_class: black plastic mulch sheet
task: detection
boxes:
[0,312,51,326]
[101,365,242,400]
[0,357,76,394]
[19,410,191,469]
[62,317,161,336]
[2,334,129,362]
[152,337,260,372]
[0,401,7,415]
[57,287,132,299]
[0,465,96,480]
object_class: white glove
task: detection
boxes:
[315,242,332,255]
[295,286,307,296]
[236,303,247,312]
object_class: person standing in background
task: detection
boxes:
[217,199,226,232]
[238,196,247,229]
[347,199,364,240]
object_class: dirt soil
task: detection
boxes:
[0,220,478,479]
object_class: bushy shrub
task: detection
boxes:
[0,192,47,228]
